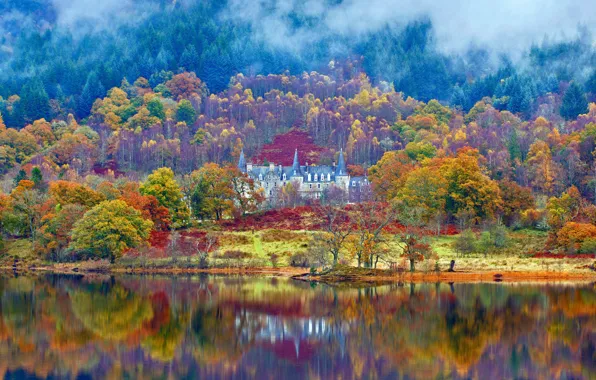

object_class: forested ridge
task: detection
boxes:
[1,0,596,129]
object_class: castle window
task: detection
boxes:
[309,184,312,189]
[283,173,287,180]
[259,174,263,180]
[308,173,311,181]
[320,175,324,182]
[317,184,320,189]
[352,181,356,187]
[314,174,318,181]
[327,174,331,181]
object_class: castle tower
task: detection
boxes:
[335,148,350,190]
[237,149,246,172]
[291,149,301,177]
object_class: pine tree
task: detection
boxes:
[77,72,106,119]
[14,169,28,187]
[508,129,522,162]
[560,82,588,120]
[19,78,50,124]
[31,167,43,188]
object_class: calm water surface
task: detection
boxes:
[0,274,594,379]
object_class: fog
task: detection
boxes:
[223,0,595,55]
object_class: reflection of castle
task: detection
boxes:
[238,149,370,201]
[238,313,346,360]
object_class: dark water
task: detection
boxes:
[0,274,594,380]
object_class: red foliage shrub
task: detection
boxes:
[252,129,330,165]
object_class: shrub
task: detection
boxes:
[556,222,596,254]
[454,229,477,255]
[289,252,310,267]
[580,238,596,254]
[261,229,303,243]
[269,253,279,268]
[218,233,251,245]
[520,209,548,229]
[220,250,250,260]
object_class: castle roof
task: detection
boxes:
[237,149,246,172]
[291,149,301,176]
[336,149,347,176]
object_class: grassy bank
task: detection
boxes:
[2,228,595,280]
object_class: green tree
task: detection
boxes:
[560,82,588,120]
[140,167,190,226]
[19,78,50,123]
[13,169,28,187]
[188,163,234,220]
[176,99,197,125]
[70,200,153,261]
[31,167,43,189]
[147,97,166,120]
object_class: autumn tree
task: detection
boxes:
[6,180,47,238]
[546,186,583,230]
[368,150,414,201]
[316,203,352,266]
[498,180,535,226]
[49,181,105,209]
[440,149,502,226]
[36,204,87,260]
[349,201,395,268]
[70,200,153,262]
[140,167,189,226]
[396,166,448,234]
[187,163,234,220]
[228,167,265,217]
[120,183,171,231]
[526,140,558,195]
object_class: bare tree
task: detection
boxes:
[316,203,352,266]
[350,201,396,268]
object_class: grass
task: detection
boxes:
[4,227,594,276]
[5,239,34,258]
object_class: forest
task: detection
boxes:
[1,0,596,271]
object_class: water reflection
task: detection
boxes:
[0,274,594,379]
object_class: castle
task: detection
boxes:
[237,149,370,202]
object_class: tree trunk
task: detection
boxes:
[409,259,415,273]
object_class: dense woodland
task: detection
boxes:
[1,0,596,266]
[1,0,596,128]
[1,61,596,265]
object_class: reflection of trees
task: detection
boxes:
[70,283,153,341]
[0,276,595,379]
[191,306,256,364]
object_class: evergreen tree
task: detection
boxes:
[560,82,588,120]
[19,78,50,123]
[176,100,197,125]
[508,129,522,162]
[77,72,106,119]
[14,169,28,187]
[31,167,43,188]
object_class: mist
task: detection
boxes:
[223,0,595,56]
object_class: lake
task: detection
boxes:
[0,274,594,379]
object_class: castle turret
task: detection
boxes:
[237,149,246,172]
[335,148,349,191]
[291,149,301,177]
[336,149,347,176]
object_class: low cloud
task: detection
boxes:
[223,0,595,55]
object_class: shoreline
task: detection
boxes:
[2,265,595,284]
